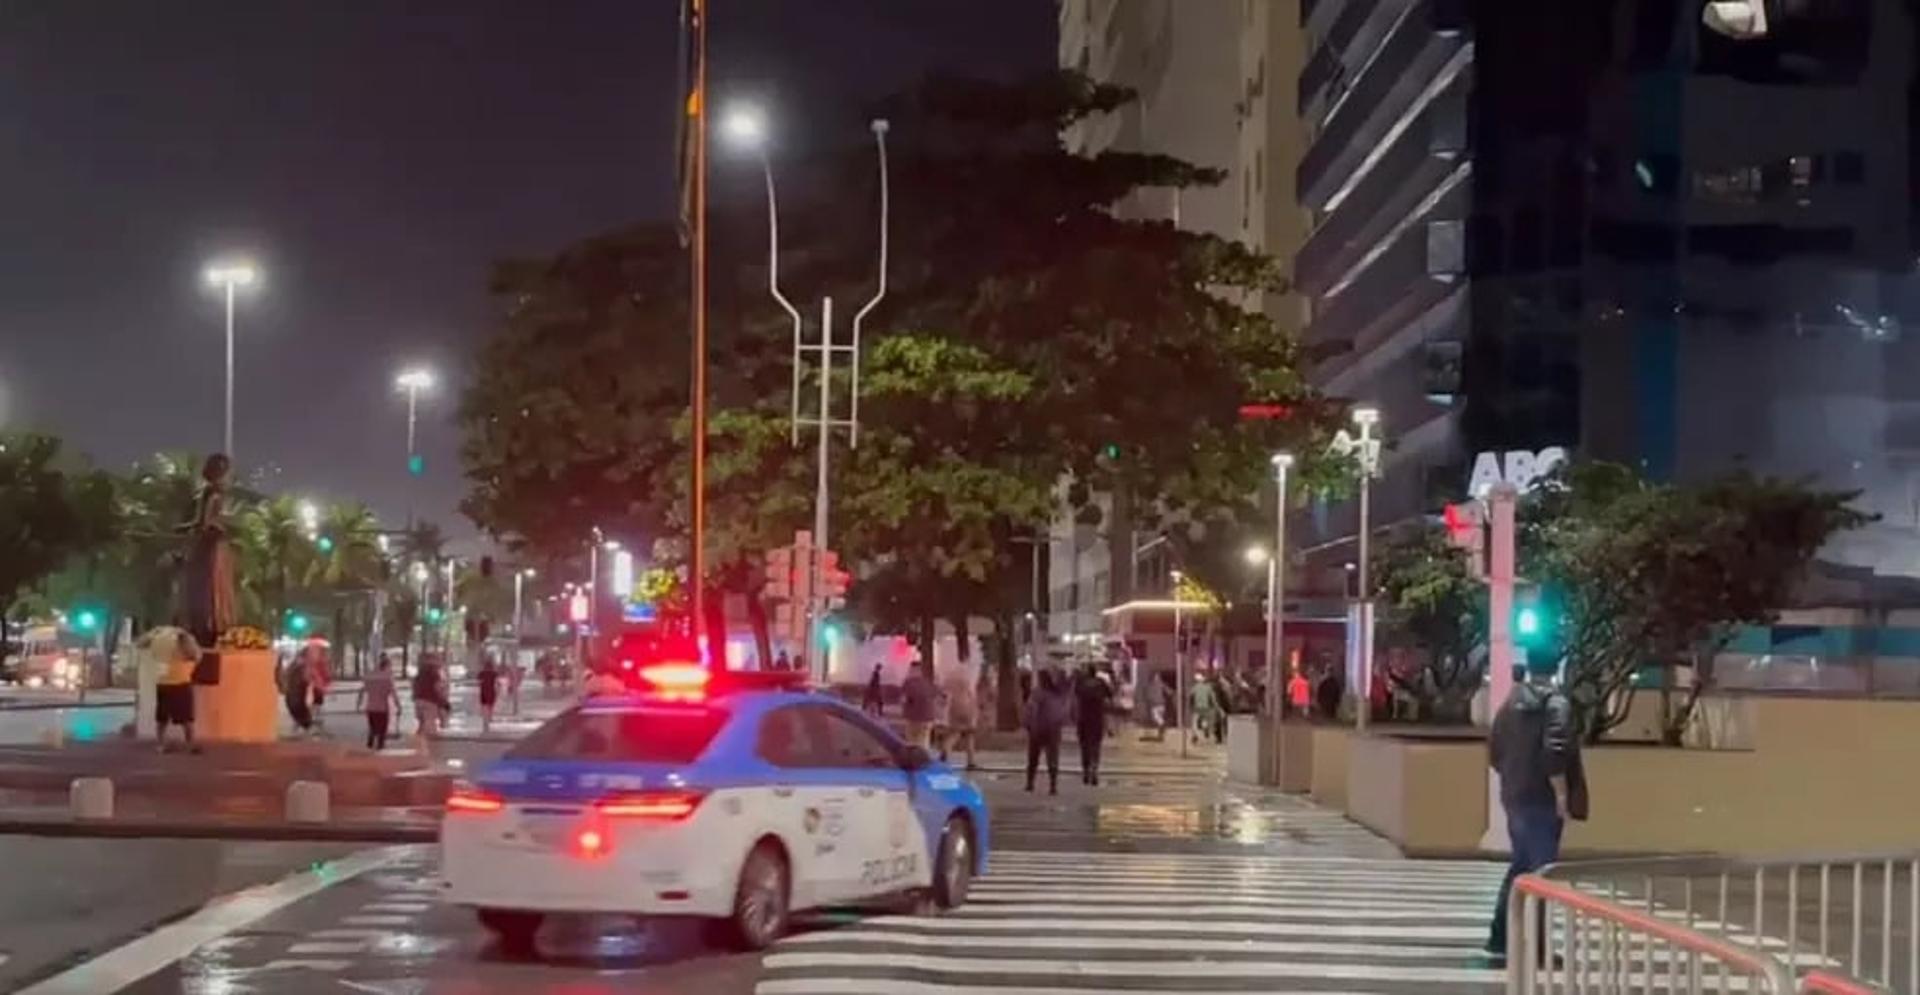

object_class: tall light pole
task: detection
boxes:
[1171,568,1188,759]
[1267,452,1294,723]
[395,368,434,527]
[726,106,891,683]
[1335,406,1383,733]
[513,568,535,645]
[204,261,258,458]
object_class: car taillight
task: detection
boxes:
[445,786,505,814]
[575,827,608,858]
[595,789,706,820]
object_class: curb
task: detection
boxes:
[0,698,137,713]
[0,817,437,844]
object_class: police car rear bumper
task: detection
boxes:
[441,819,735,917]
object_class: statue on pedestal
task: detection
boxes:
[179,453,236,648]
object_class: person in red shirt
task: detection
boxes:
[1287,668,1311,716]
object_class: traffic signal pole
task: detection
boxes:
[1479,482,1519,854]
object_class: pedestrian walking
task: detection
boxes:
[1072,662,1113,785]
[1287,666,1311,716]
[940,665,979,770]
[862,664,885,716]
[900,662,936,749]
[1140,670,1167,742]
[477,653,501,734]
[1484,656,1589,967]
[1022,667,1072,795]
[1189,672,1221,746]
[506,655,524,716]
[283,651,314,735]
[304,638,332,734]
[412,656,447,743]
[357,658,402,750]
[1315,666,1343,720]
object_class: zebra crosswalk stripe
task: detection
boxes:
[756,850,1508,994]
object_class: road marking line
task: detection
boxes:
[944,901,1491,920]
[782,930,1484,958]
[835,916,1489,940]
[360,902,430,913]
[15,846,408,995]
[340,915,412,926]
[287,942,370,955]
[760,984,1375,995]
[761,951,1503,983]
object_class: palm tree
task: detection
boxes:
[233,495,315,631]
[316,502,385,590]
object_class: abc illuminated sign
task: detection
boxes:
[1468,447,1568,497]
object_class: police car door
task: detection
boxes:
[756,704,857,909]
[814,708,927,897]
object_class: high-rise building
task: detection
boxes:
[1292,0,1920,588]
[1048,1,1313,647]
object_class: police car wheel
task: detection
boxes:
[932,816,973,910]
[476,908,542,954]
[728,842,790,950]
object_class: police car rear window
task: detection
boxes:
[506,707,728,764]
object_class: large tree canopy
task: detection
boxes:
[457,72,1335,659]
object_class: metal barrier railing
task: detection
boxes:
[1798,969,1887,994]
[1511,874,1796,994]
[1535,852,1919,994]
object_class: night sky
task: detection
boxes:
[0,0,1055,548]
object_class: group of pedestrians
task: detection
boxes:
[271,644,525,751]
[883,661,993,771]
[1020,662,1116,793]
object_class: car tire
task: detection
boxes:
[727,841,790,951]
[931,815,973,910]
[476,908,543,954]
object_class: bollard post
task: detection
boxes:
[70,777,114,820]
[285,780,330,823]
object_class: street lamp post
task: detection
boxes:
[1346,407,1383,733]
[1171,569,1187,759]
[1267,452,1294,724]
[725,105,891,683]
[395,368,434,527]
[513,568,534,645]
[204,262,258,458]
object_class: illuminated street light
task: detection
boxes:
[1243,545,1270,567]
[395,366,435,523]
[204,259,260,458]
[721,103,766,147]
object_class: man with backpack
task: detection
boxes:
[1484,655,1589,967]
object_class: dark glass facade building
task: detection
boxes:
[1294,0,1920,586]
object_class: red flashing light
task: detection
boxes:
[1238,403,1294,420]
[575,827,608,858]
[445,786,505,814]
[620,658,636,671]
[596,789,707,820]
[639,662,711,698]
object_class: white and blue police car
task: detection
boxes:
[441,663,989,951]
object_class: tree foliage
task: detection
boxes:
[0,433,114,646]
[1524,463,1870,741]
[456,71,1337,678]
[1371,524,1486,721]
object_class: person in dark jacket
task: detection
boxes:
[862,665,884,716]
[1072,663,1114,785]
[1484,656,1589,965]
[1023,667,1073,794]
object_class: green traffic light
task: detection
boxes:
[316,535,335,553]
[426,607,444,624]
[74,610,100,632]
[1516,607,1541,637]
[287,613,310,634]
[408,454,426,477]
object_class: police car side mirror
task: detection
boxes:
[901,745,933,771]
